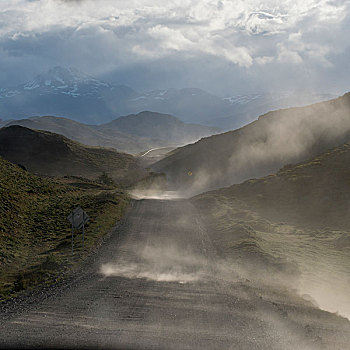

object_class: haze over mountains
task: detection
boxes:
[0,66,334,129]
[153,92,350,194]
[3,112,219,154]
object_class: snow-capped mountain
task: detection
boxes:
[0,67,138,124]
[0,66,337,128]
[1,66,114,98]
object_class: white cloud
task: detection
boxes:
[255,55,274,65]
[0,0,348,93]
[277,44,303,64]
[0,0,346,63]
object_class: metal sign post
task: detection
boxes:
[82,220,85,249]
[71,222,74,254]
[67,207,89,254]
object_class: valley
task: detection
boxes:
[1,90,350,349]
[1,1,349,348]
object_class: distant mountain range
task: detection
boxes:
[0,66,335,129]
[152,92,350,194]
[2,112,219,154]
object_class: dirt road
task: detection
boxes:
[1,199,350,349]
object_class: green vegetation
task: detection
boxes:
[0,156,129,300]
[98,172,115,186]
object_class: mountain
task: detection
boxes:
[192,142,350,318]
[123,88,236,125]
[0,66,334,128]
[0,66,137,124]
[4,112,219,154]
[97,111,220,144]
[0,125,147,185]
[4,115,168,154]
[213,91,336,130]
[152,92,350,194]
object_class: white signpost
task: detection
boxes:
[67,207,89,254]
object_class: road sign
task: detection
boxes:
[67,207,89,229]
[67,207,89,253]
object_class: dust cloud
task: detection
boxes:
[129,190,184,200]
[165,94,350,195]
[100,244,208,283]
[99,201,215,284]
[297,265,350,320]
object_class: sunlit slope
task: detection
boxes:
[193,143,350,318]
[0,125,146,185]
[0,156,129,299]
[153,92,350,194]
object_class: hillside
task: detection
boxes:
[5,112,219,154]
[193,143,350,318]
[0,125,147,185]
[0,156,129,299]
[5,116,168,154]
[213,141,350,230]
[153,92,350,194]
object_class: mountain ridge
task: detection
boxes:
[0,66,335,128]
[4,112,219,154]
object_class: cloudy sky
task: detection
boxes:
[0,0,349,95]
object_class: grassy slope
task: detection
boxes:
[0,156,129,300]
[192,143,350,317]
[0,125,147,186]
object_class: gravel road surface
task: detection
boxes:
[1,199,350,349]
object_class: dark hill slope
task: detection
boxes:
[153,92,350,194]
[0,126,146,185]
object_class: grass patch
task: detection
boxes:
[0,157,129,300]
